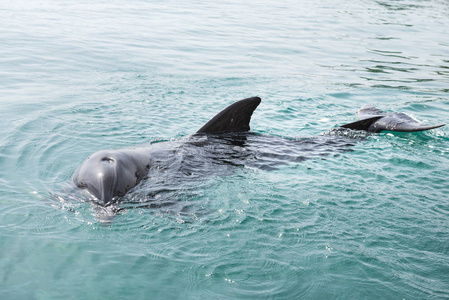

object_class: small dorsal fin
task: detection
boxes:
[339,116,384,131]
[196,97,261,134]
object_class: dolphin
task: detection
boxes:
[72,98,445,205]
[340,104,445,132]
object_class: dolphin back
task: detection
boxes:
[196,97,261,134]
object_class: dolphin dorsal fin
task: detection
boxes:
[196,97,261,134]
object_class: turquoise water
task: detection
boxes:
[1,0,449,298]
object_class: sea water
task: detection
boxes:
[0,0,448,299]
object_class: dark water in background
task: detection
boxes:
[0,0,448,298]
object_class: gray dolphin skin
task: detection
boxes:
[73,97,445,205]
[340,104,445,132]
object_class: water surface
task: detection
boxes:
[1,0,448,299]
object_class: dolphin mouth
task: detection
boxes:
[83,186,118,206]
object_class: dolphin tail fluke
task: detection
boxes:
[355,105,446,132]
[339,116,384,131]
[196,97,261,134]
[388,123,446,132]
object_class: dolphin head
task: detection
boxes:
[73,150,145,205]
